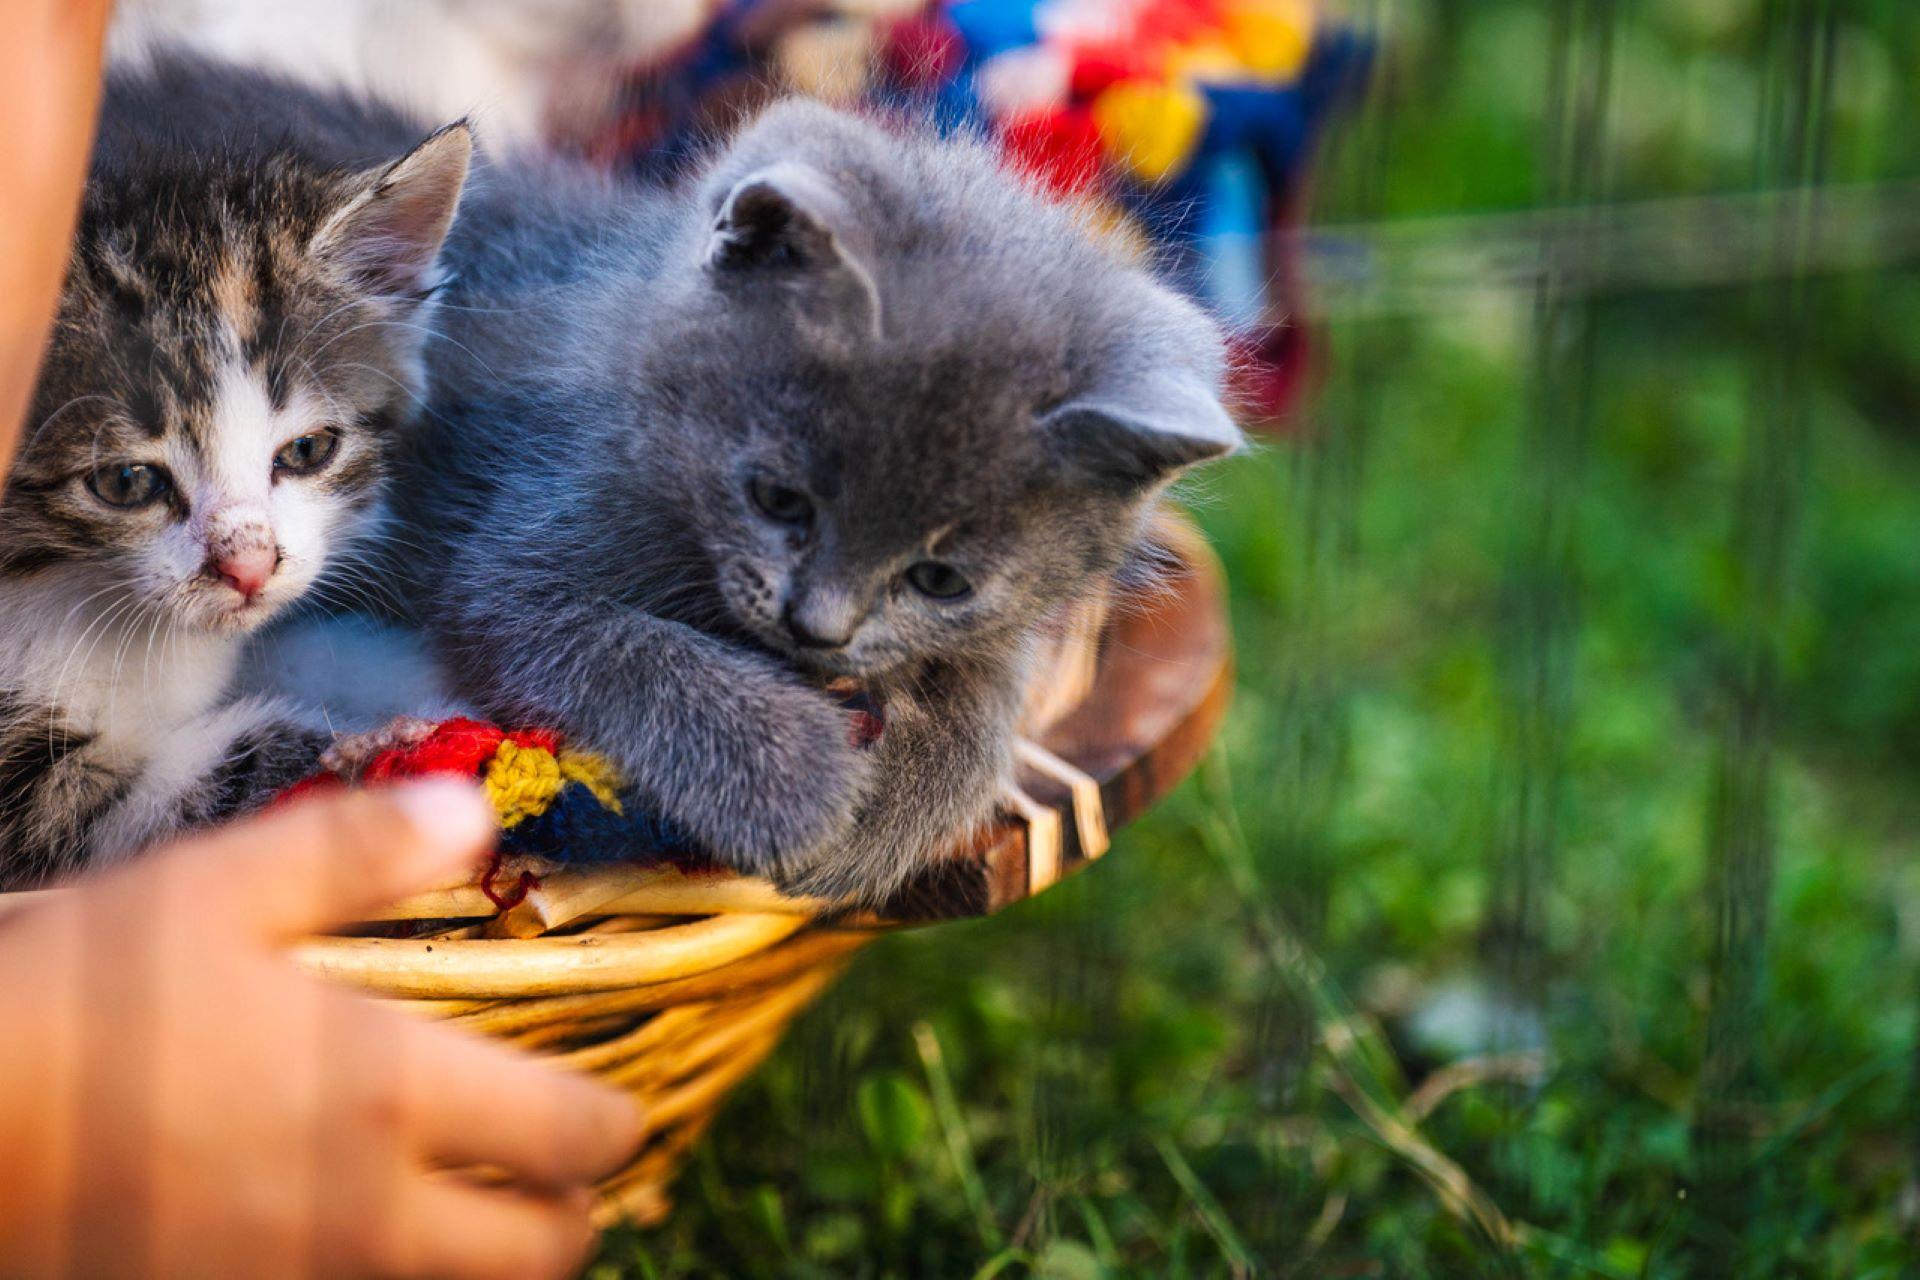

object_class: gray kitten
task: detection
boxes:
[102,57,1240,904]
[0,90,471,888]
[402,103,1240,903]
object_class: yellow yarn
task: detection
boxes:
[484,739,566,829]
[1163,37,1246,86]
[1220,1,1316,83]
[1091,80,1208,183]
[558,750,626,815]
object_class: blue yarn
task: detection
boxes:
[946,0,1038,61]
[502,782,701,865]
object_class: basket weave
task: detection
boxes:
[3,517,1231,1227]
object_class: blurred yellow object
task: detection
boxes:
[1221,0,1316,83]
[1092,80,1208,183]
[1066,194,1154,263]
[1164,37,1246,85]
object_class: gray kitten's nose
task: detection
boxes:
[783,593,858,650]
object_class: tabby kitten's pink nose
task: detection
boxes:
[213,546,278,602]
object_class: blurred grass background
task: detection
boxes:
[605,1,1920,1274]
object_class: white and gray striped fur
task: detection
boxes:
[105,53,1241,905]
[0,86,471,888]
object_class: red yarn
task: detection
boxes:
[849,708,885,750]
[503,727,561,755]
[270,772,346,810]
[479,852,540,910]
[1000,107,1105,195]
[1230,322,1313,422]
[1135,0,1221,46]
[883,10,963,88]
[1068,43,1156,98]
[363,718,506,784]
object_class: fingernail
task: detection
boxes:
[391,778,497,863]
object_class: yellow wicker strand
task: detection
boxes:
[446,929,873,1036]
[555,1002,718,1075]
[606,966,839,1091]
[602,1114,721,1197]
[291,912,809,998]
[634,1020,791,1138]
[485,866,660,940]
[593,1117,718,1228]
[376,997,495,1020]
[505,1014,642,1053]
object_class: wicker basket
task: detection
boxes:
[5,517,1231,1227]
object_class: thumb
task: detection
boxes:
[131,780,497,941]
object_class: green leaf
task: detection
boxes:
[1034,1239,1104,1280]
[800,1212,865,1262]
[858,1071,933,1159]
[744,1183,792,1258]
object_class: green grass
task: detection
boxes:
[594,3,1920,1274]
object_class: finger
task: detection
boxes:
[404,1019,643,1190]
[129,780,496,940]
[388,1178,597,1280]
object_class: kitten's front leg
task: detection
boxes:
[467,603,876,877]
[85,699,331,863]
[782,660,1023,906]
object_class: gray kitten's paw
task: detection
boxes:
[638,666,877,877]
[777,800,975,907]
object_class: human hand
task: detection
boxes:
[0,781,642,1279]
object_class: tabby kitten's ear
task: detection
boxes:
[705,162,883,340]
[1043,364,1243,492]
[312,121,474,298]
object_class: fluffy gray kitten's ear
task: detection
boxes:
[312,121,473,298]
[706,162,883,339]
[1043,364,1243,491]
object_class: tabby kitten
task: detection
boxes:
[0,114,472,888]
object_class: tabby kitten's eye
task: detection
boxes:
[749,477,814,526]
[905,561,971,601]
[86,462,171,509]
[273,430,339,476]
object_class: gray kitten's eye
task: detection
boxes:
[749,477,814,526]
[905,560,971,601]
[86,462,170,509]
[273,430,339,476]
